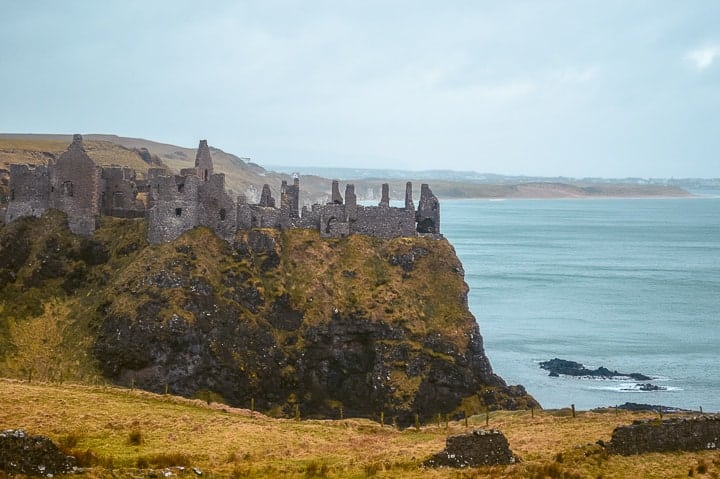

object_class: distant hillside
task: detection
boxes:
[0,134,164,174]
[0,133,691,204]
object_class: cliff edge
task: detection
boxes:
[0,212,537,424]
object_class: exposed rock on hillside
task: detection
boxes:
[0,429,77,476]
[0,213,537,424]
[424,429,517,467]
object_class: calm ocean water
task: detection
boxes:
[441,197,720,411]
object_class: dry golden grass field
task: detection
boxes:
[1,378,718,478]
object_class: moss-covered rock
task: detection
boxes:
[0,212,538,424]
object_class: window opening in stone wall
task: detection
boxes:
[325,217,337,234]
[62,181,73,197]
[178,183,184,193]
[204,169,208,181]
[113,192,125,208]
[175,207,182,217]
[219,208,226,221]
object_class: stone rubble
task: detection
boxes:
[424,429,518,468]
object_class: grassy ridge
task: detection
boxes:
[1,379,718,478]
[0,137,159,175]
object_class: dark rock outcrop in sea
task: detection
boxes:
[539,358,651,380]
[594,402,691,413]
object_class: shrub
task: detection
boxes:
[67,449,114,468]
[363,462,382,477]
[304,461,329,478]
[58,431,82,450]
[127,429,143,446]
[136,453,192,468]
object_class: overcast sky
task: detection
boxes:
[1,1,719,178]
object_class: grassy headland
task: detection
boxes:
[1,379,718,478]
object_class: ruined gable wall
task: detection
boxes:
[147,174,202,244]
[4,164,51,223]
[194,139,214,180]
[50,136,102,235]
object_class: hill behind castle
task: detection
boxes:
[0,133,690,205]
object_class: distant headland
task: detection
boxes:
[0,133,693,206]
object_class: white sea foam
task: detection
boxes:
[588,383,683,393]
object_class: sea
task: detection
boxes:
[441,195,720,412]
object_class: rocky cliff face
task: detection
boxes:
[0,213,537,424]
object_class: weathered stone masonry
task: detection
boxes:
[4,135,441,243]
[607,416,720,455]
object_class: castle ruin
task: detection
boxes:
[4,135,441,242]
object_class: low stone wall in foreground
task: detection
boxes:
[608,416,720,455]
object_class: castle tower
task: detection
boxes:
[331,180,343,205]
[379,183,390,207]
[345,183,357,221]
[259,184,275,207]
[195,139,214,182]
[280,175,300,219]
[405,181,414,210]
[416,184,440,234]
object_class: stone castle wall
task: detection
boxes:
[608,416,720,455]
[352,205,416,238]
[101,166,145,218]
[198,173,237,242]
[4,135,441,244]
[50,134,103,236]
[5,163,50,222]
[147,173,203,244]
